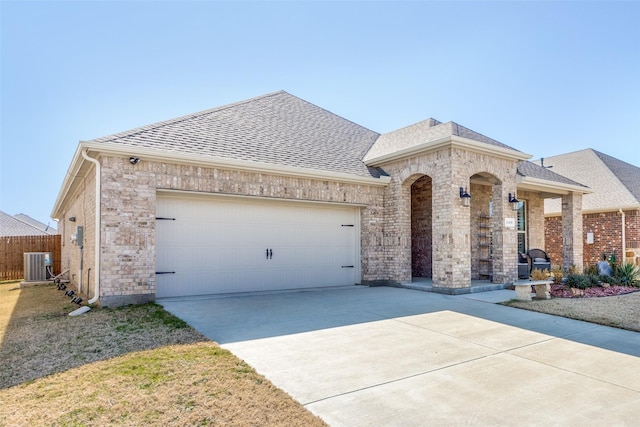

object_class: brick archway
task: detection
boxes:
[411,175,433,279]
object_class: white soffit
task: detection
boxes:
[517,175,593,195]
[83,142,391,187]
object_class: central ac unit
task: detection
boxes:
[24,252,52,281]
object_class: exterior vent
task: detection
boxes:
[24,252,52,281]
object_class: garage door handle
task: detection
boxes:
[341,265,354,268]
[266,249,273,259]
[156,271,176,274]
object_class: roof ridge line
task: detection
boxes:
[281,92,381,136]
[378,117,444,136]
[450,121,495,143]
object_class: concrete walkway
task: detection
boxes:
[160,286,640,426]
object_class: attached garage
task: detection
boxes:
[156,192,362,298]
[52,91,586,307]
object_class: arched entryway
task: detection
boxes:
[469,172,502,282]
[411,175,433,279]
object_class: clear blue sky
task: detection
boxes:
[1,1,639,227]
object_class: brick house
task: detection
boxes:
[541,149,640,268]
[51,91,589,306]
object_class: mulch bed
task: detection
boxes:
[549,283,640,298]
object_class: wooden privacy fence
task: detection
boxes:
[0,235,62,281]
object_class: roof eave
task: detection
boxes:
[517,175,593,195]
[89,141,391,184]
[52,140,392,218]
[364,135,531,165]
[545,204,640,217]
[51,144,91,220]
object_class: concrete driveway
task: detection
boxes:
[160,286,640,426]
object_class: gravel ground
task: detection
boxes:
[505,288,640,332]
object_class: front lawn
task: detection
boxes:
[0,281,326,426]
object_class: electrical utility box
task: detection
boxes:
[24,252,53,281]
[70,225,84,246]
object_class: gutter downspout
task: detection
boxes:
[81,149,101,304]
[619,208,626,264]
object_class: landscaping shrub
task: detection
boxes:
[564,273,593,290]
[567,265,580,275]
[550,265,563,285]
[586,274,600,287]
[530,268,549,281]
[583,264,597,275]
[615,263,640,287]
[599,274,619,286]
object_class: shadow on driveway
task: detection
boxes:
[159,285,640,357]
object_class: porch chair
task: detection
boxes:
[527,248,551,273]
[518,253,530,279]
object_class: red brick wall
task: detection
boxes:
[545,210,640,268]
[545,216,562,266]
[627,210,640,249]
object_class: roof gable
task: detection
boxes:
[541,149,640,213]
[363,119,528,164]
[89,91,383,179]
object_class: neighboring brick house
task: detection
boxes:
[51,91,589,306]
[541,149,640,268]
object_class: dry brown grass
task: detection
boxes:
[503,290,640,332]
[0,281,326,426]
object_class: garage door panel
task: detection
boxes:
[156,194,360,298]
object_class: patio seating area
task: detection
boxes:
[527,248,552,273]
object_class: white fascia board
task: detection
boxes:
[517,175,593,195]
[545,205,640,217]
[364,135,531,166]
[51,144,89,220]
[81,142,392,186]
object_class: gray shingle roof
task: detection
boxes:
[593,150,640,202]
[540,149,640,213]
[90,91,383,179]
[0,211,54,236]
[85,90,605,200]
[516,161,587,188]
[363,119,524,162]
[13,214,56,234]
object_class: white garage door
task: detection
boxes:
[156,192,361,298]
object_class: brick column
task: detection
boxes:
[432,177,471,290]
[492,184,518,284]
[562,192,583,272]
[383,178,412,284]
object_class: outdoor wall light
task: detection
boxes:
[508,193,520,211]
[459,187,471,207]
[129,157,140,165]
[68,216,76,222]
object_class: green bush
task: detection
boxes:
[599,274,620,285]
[615,263,640,287]
[565,274,588,289]
[564,273,600,289]
[586,274,600,287]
